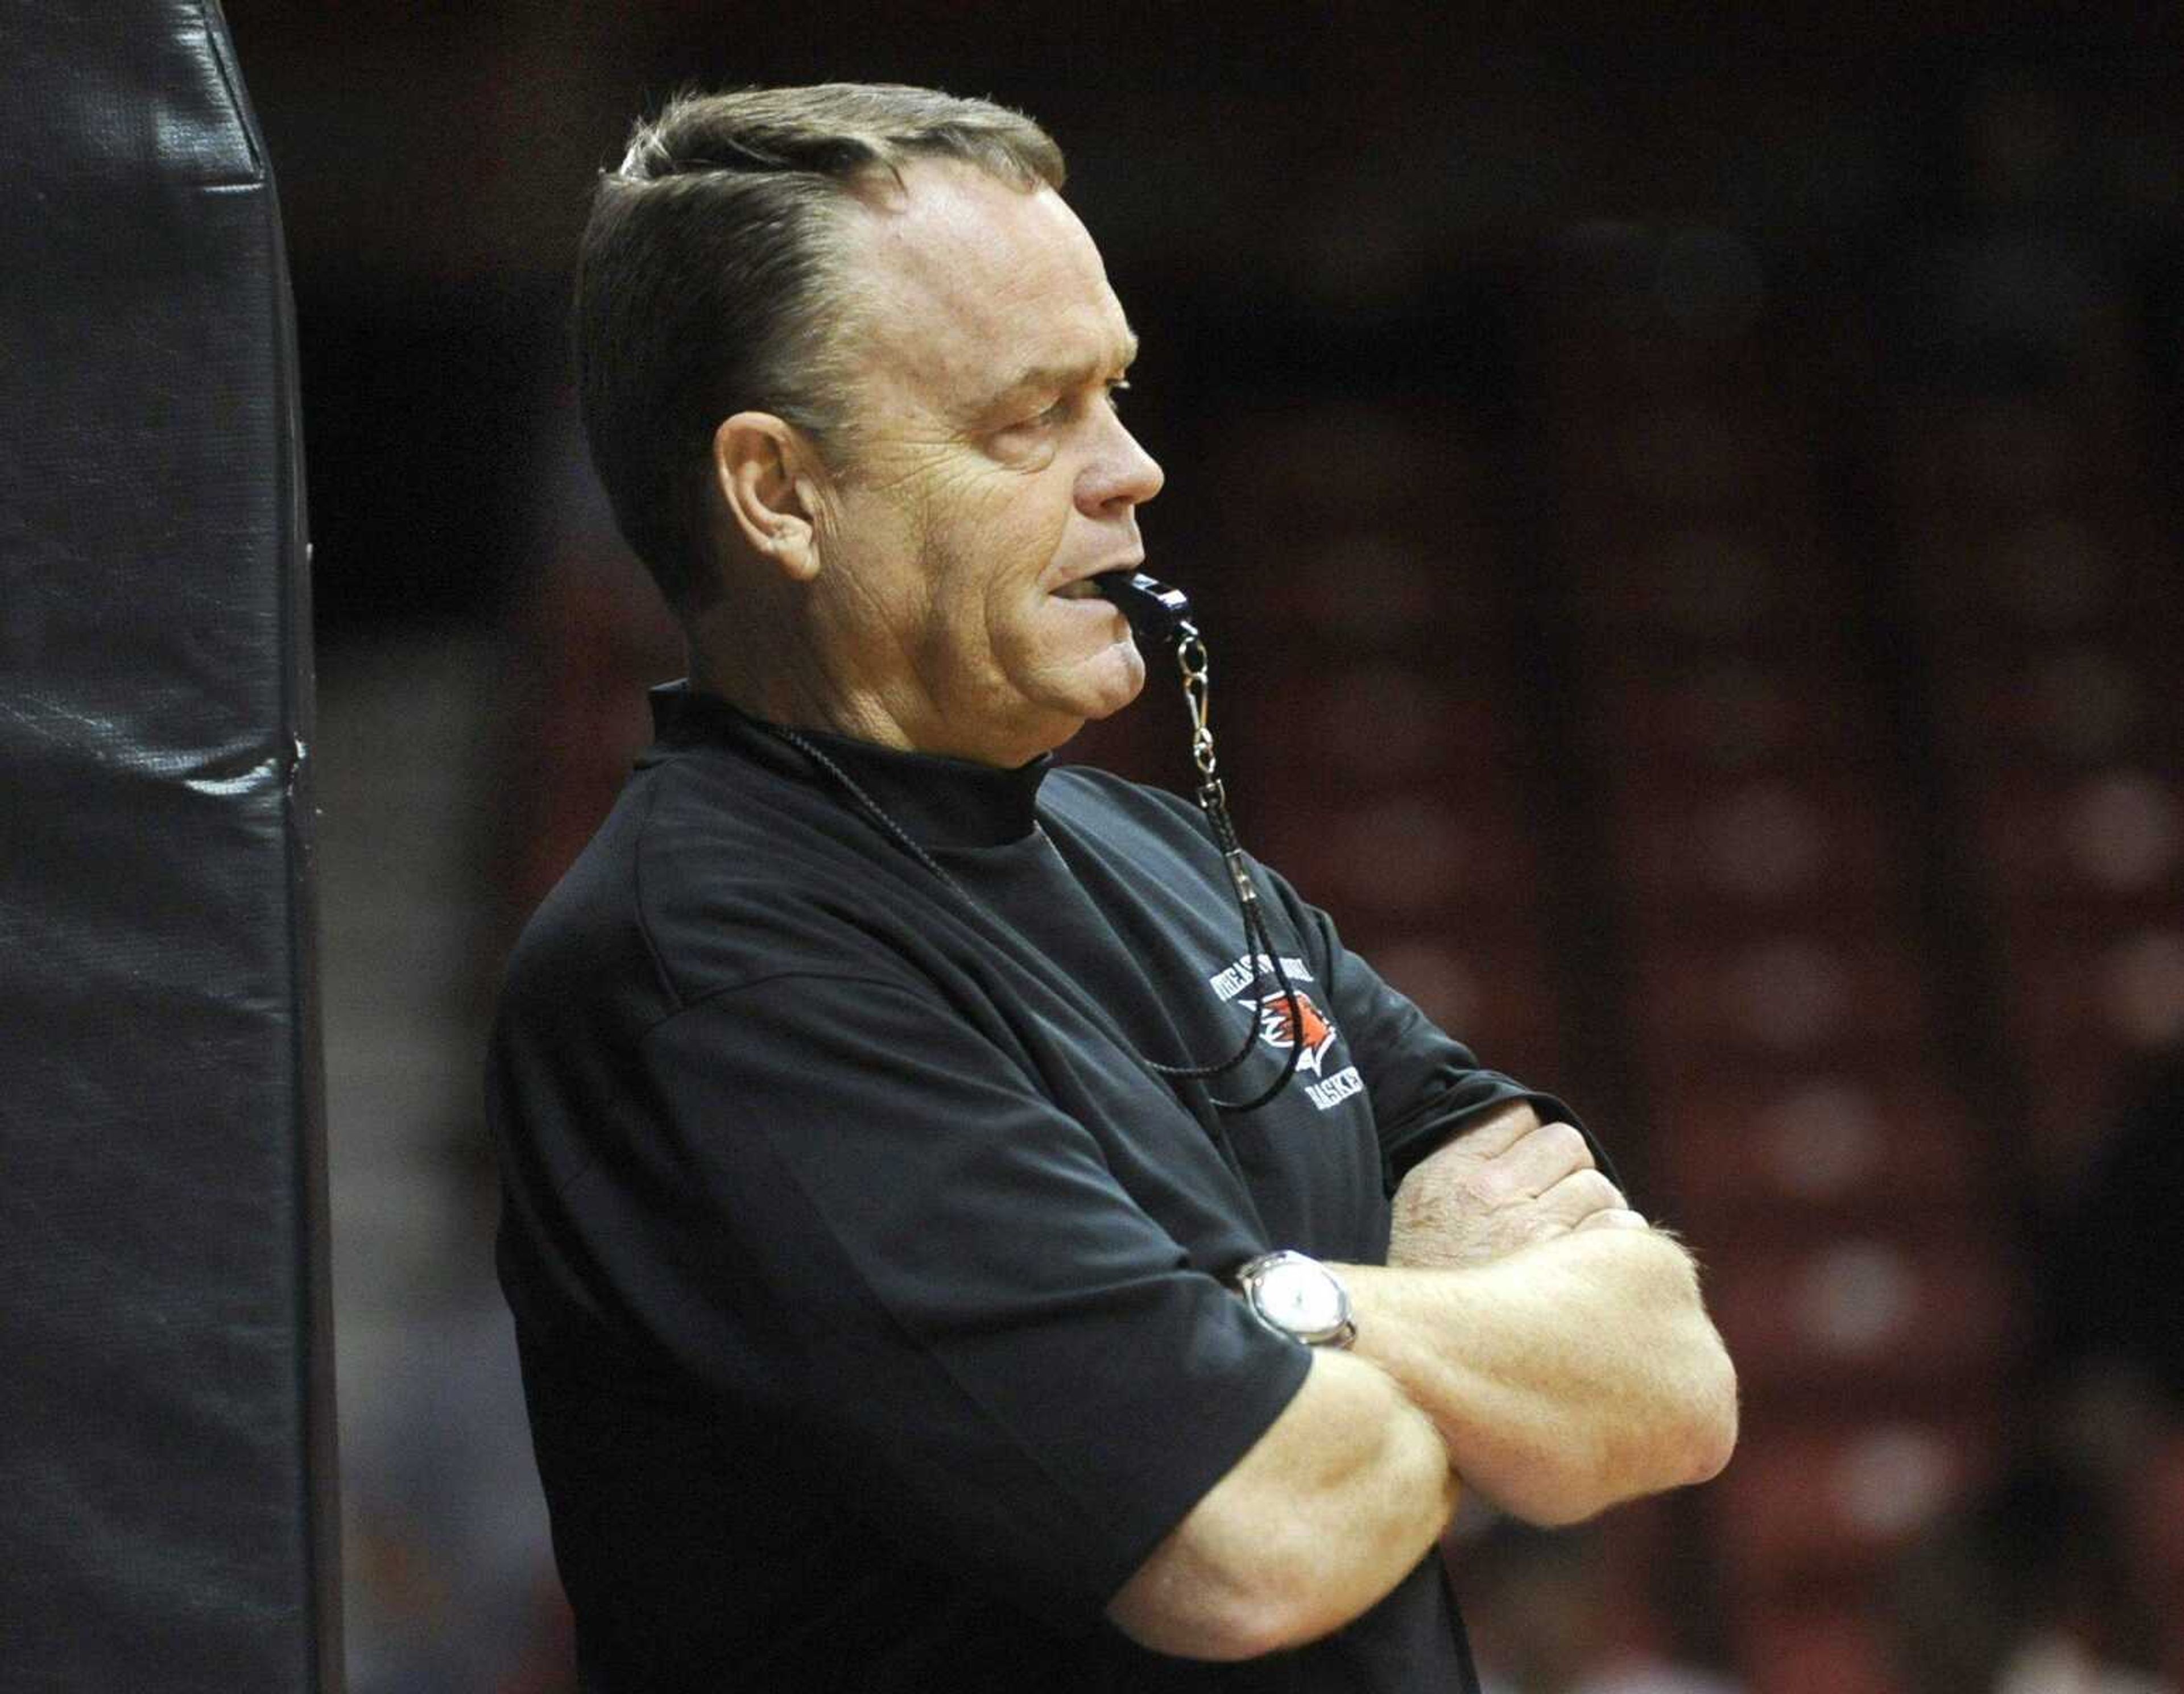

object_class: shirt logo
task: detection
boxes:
[1205,950,1362,1111]
[1242,987,1339,1076]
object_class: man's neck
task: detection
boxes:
[688,649,1065,770]
[686,649,861,740]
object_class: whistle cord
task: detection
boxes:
[761,616,1308,1112]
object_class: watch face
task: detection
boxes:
[1260,1259,1344,1336]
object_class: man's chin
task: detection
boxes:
[1007,642,1148,757]
[1078,639,1148,722]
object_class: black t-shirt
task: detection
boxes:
[490,685,1572,1692]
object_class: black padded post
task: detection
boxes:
[0,2,338,1688]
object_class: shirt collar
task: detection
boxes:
[648,681,1052,849]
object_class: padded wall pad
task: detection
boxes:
[0,3,338,1688]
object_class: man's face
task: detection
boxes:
[807,160,1164,767]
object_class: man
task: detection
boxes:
[489,82,1737,1692]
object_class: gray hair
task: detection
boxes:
[573,83,1066,617]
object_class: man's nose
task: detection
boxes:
[1079,416,1164,515]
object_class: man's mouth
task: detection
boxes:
[1052,579,1107,600]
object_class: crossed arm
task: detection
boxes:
[1107,1102,1739,1659]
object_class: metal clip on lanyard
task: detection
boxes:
[1094,571,1304,1109]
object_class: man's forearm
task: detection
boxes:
[1107,1349,1459,1659]
[1335,1228,1738,1525]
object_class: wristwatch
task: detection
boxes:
[1233,1250,1356,1348]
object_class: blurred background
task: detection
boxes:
[223,4,2184,1691]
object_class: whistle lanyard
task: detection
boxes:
[764,570,1309,1112]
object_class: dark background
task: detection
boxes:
[218,6,2184,1691]
[239,5,2184,633]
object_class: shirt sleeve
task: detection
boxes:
[568,970,1313,1632]
[1247,858,1610,1194]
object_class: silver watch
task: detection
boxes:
[1234,1250,1356,1348]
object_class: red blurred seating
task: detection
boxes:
[1902,508,2180,637]
[1221,653,1509,797]
[2000,924,2184,1070]
[2133,1435,2184,1685]
[1653,1071,1984,1233]
[1733,1603,1905,1694]
[1710,1419,1995,1602]
[1999,925,2184,1179]
[1970,768,2183,917]
[511,565,681,911]
[1560,520,1846,643]
[1208,404,1498,569]
[1359,927,1565,1087]
[1884,397,2142,524]
[1579,653,1883,777]
[1553,401,1821,521]
[1925,641,2182,774]
[1707,1234,2017,1406]
[1254,787,1544,920]
[1629,931,1932,1074]
[1236,529,1506,653]
[1608,772,1904,923]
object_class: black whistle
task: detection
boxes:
[1093,570,1194,646]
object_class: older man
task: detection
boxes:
[489,83,1736,1693]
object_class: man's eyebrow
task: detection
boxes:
[982,333,1140,409]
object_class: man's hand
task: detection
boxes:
[1389,1101,1646,1270]
[1360,1105,1738,1526]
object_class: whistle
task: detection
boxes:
[1093,570,1194,646]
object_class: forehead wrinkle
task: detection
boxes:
[837,161,1130,416]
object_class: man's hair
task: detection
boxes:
[573,83,1066,618]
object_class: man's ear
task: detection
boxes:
[712,412,825,582]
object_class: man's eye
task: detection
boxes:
[1016,379,1129,434]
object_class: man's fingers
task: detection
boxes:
[1433,1100,1541,1163]
[1534,1165,1629,1230]
[1574,1206,1650,1232]
[1475,1120,1595,1203]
